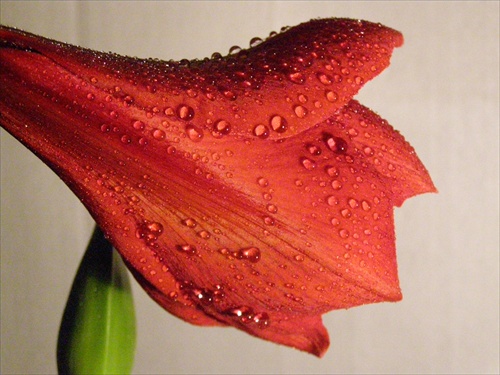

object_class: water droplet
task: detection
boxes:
[197,230,211,239]
[146,221,163,234]
[213,120,231,135]
[326,195,338,206]
[257,177,269,187]
[86,93,95,100]
[181,218,197,228]
[263,216,275,226]
[153,129,165,140]
[293,105,308,118]
[269,115,287,133]
[249,37,263,48]
[326,166,339,177]
[253,124,270,139]
[294,254,305,262]
[339,229,350,238]
[317,73,332,85]
[133,120,145,130]
[325,90,338,102]
[363,146,374,156]
[121,135,131,144]
[252,312,270,328]
[238,247,261,263]
[177,104,194,120]
[348,128,358,137]
[229,45,242,54]
[306,144,321,155]
[331,180,342,190]
[341,208,351,218]
[177,244,197,255]
[298,94,308,103]
[300,157,316,170]
[288,72,305,84]
[223,90,237,101]
[362,200,371,211]
[266,203,278,213]
[348,198,359,209]
[186,125,204,142]
[324,134,348,153]
[164,107,175,116]
[100,124,111,133]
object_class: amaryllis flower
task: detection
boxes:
[0,18,435,357]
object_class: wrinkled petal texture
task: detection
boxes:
[0,18,436,356]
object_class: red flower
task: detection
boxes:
[0,18,435,356]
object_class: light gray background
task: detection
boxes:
[1,1,498,374]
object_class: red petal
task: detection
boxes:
[0,19,434,356]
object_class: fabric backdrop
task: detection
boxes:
[1,1,498,374]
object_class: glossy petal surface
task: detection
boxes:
[0,18,435,356]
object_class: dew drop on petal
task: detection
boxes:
[177,104,194,120]
[133,120,145,130]
[257,177,269,187]
[263,216,275,226]
[348,198,359,209]
[363,146,374,156]
[269,115,288,133]
[294,254,305,262]
[153,129,166,140]
[317,73,332,85]
[324,134,348,153]
[253,124,270,139]
[325,90,338,102]
[306,144,321,155]
[288,72,305,84]
[341,208,351,218]
[177,244,197,255]
[326,166,339,177]
[326,195,337,206]
[213,120,231,135]
[266,203,278,213]
[300,157,316,170]
[164,107,175,116]
[197,230,211,239]
[331,180,342,190]
[238,247,261,263]
[294,105,308,118]
[355,76,364,85]
[181,218,197,228]
[223,90,237,101]
[121,135,131,144]
[339,229,350,238]
[229,45,242,54]
[253,312,270,328]
[298,94,308,103]
[362,200,371,211]
[186,125,204,142]
[249,37,263,48]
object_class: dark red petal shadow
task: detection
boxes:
[0,19,435,356]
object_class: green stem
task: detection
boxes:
[57,226,136,375]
